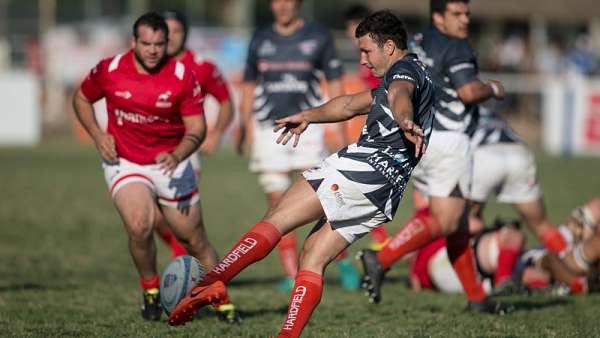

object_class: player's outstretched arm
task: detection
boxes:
[457,79,505,104]
[156,114,207,175]
[387,80,425,157]
[273,90,371,147]
[72,88,118,162]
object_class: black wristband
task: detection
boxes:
[183,133,202,146]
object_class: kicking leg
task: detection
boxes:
[278,221,349,338]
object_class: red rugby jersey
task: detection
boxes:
[180,49,230,103]
[80,50,204,164]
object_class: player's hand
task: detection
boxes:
[199,133,219,155]
[400,119,426,157]
[93,132,118,163]
[274,114,309,147]
[488,80,505,100]
[155,152,180,176]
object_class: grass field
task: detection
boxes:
[1,139,600,337]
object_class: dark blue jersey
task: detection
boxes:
[410,27,479,134]
[243,22,343,125]
[470,107,521,148]
[330,54,435,219]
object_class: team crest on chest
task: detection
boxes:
[156,91,172,108]
[298,39,317,56]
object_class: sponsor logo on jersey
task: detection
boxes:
[156,91,173,108]
[257,61,312,72]
[282,286,307,330]
[392,74,415,83]
[212,238,258,274]
[258,39,277,56]
[115,90,132,99]
[265,74,308,93]
[113,109,170,126]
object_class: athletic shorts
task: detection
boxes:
[302,159,388,244]
[250,122,326,173]
[469,143,541,204]
[102,157,199,209]
[411,131,472,198]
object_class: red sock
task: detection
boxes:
[370,225,389,244]
[377,209,442,270]
[494,247,520,285]
[278,270,323,338]
[279,233,298,278]
[526,278,550,289]
[446,229,486,302]
[140,274,160,290]
[541,228,567,253]
[570,277,588,295]
[157,228,188,258]
[203,221,282,285]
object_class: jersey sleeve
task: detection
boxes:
[444,39,478,89]
[201,61,231,103]
[384,61,418,90]
[317,30,344,80]
[179,73,205,117]
[79,60,106,103]
[242,30,260,82]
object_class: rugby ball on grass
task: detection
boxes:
[160,255,207,315]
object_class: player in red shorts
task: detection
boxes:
[72,12,227,321]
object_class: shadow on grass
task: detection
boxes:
[229,275,408,288]
[511,297,572,311]
[0,282,77,293]
[238,304,289,318]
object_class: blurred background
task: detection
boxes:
[0,0,599,155]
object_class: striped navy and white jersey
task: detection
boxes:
[243,22,343,125]
[328,54,435,219]
[470,107,521,149]
[410,27,479,134]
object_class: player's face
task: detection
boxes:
[435,2,470,39]
[271,0,300,26]
[358,35,386,78]
[133,25,168,73]
[166,18,185,56]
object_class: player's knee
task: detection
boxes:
[127,219,154,241]
[258,172,291,194]
[298,248,327,273]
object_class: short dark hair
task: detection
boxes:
[343,4,371,23]
[133,12,169,40]
[430,0,470,17]
[162,10,188,41]
[355,10,407,50]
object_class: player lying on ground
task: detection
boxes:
[167,11,439,337]
[409,218,526,295]
[519,197,600,295]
